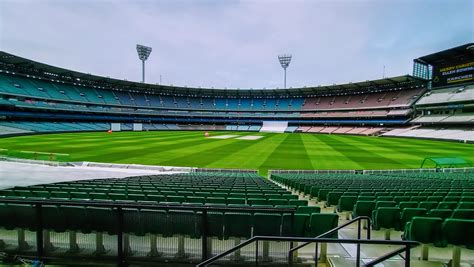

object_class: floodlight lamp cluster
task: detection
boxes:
[136,44,152,61]
[278,54,292,69]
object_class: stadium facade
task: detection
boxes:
[0,43,471,141]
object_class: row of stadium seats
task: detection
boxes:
[415,85,474,106]
[373,206,474,232]
[0,72,422,111]
[382,127,474,142]
[0,204,335,239]
[296,126,385,135]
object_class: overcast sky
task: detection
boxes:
[0,0,472,89]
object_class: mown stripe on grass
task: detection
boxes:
[320,134,403,169]
[158,134,267,167]
[309,134,365,169]
[83,132,247,163]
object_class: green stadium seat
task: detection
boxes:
[426,196,443,202]
[226,198,246,205]
[442,219,474,249]
[90,192,108,200]
[400,208,427,227]
[207,211,224,239]
[166,196,185,203]
[403,217,443,247]
[281,213,310,237]
[426,209,452,220]
[418,201,438,210]
[358,196,376,201]
[437,202,458,210]
[248,198,267,205]
[326,191,344,206]
[42,205,68,232]
[289,199,308,207]
[337,196,357,212]
[147,194,165,202]
[224,212,252,239]
[307,213,338,238]
[376,196,393,202]
[457,202,474,209]
[109,193,127,201]
[86,207,118,235]
[51,191,70,199]
[375,201,396,209]
[372,207,401,231]
[268,199,288,206]
[398,201,418,210]
[186,196,205,204]
[61,206,88,233]
[451,209,474,220]
[206,197,226,204]
[141,209,170,236]
[253,213,282,236]
[352,201,375,218]
[295,206,321,215]
[127,194,147,201]
[169,210,200,238]
[410,196,427,202]
[442,219,474,267]
[0,203,16,230]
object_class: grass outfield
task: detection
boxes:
[0,131,473,175]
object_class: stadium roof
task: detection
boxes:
[415,43,474,66]
[0,51,426,97]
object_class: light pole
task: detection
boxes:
[278,54,292,88]
[136,44,152,83]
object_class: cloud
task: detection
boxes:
[1,0,472,89]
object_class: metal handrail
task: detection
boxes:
[196,236,418,267]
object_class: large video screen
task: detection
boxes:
[432,59,474,88]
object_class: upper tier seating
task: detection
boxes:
[303,88,424,110]
[382,128,474,142]
[0,73,423,112]
[416,85,474,106]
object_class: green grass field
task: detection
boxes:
[0,131,473,174]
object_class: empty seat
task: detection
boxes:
[307,213,338,238]
[295,206,321,215]
[281,213,310,237]
[403,217,443,247]
[289,199,308,206]
[375,201,396,209]
[437,202,458,210]
[372,207,401,231]
[398,201,418,210]
[400,208,427,227]
[224,212,252,239]
[352,201,375,218]
[418,201,438,210]
[426,209,452,220]
[253,213,282,236]
[337,196,357,212]
[451,209,474,220]
[442,219,474,249]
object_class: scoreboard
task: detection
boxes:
[432,59,474,88]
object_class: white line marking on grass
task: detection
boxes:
[236,136,264,140]
[208,135,240,139]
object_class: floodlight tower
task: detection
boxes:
[136,44,152,83]
[278,54,292,88]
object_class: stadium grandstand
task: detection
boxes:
[1,33,473,267]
